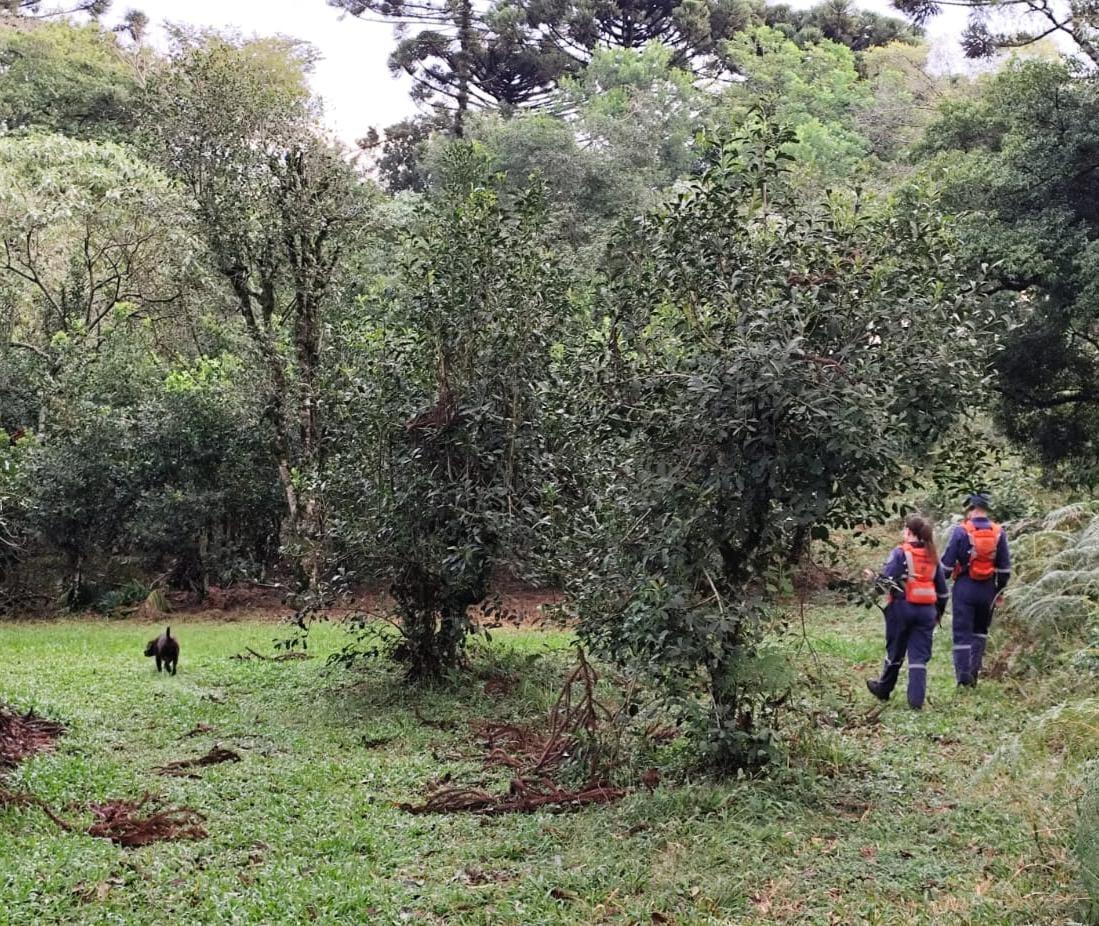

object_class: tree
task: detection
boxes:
[1,0,111,17]
[442,43,709,255]
[332,0,570,135]
[915,58,1099,480]
[765,0,918,52]
[716,26,874,182]
[139,31,373,587]
[515,0,916,72]
[0,133,200,437]
[557,118,991,765]
[0,20,141,140]
[358,114,445,192]
[322,145,572,677]
[19,343,282,605]
[892,0,1099,64]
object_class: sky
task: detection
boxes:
[102,0,977,146]
[105,0,417,145]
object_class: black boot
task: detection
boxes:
[866,679,889,701]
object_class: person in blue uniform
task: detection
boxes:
[864,514,949,709]
[940,493,1011,687]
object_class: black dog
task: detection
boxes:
[144,626,179,675]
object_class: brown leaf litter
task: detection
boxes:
[0,706,64,770]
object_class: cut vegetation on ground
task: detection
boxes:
[0,610,1091,925]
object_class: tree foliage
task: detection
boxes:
[323,146,571,677]
[0,20,139,139]
[917,58,1099,480]
[139,31,374,585]
[555,119,991,764]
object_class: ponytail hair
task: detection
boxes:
[905,514,939,564]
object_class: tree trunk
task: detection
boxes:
[453,0,473,138]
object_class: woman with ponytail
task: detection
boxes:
[861,515,949,710]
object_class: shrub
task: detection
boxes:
[554,119,994,769]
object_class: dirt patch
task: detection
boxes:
[169,579,566,627]
[0,706,64,771]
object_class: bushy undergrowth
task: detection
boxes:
[999,502,1099,663]
[992,501,1099,920]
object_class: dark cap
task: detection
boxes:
[964,493,991,512]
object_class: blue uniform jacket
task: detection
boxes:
[940,517,1012,591]
[877,543,949,617]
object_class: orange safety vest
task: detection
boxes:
[902,542,938,606]
[959,520,1002,582]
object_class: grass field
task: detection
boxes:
[0,607,1092,925]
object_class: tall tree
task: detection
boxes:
[332,0,570,134]
[323,146,572,677]
[916,58,1099,480]
[0,133,199,437]
[765,0,918,51]
[139,31,371,586]
[0,19,141,140]
[556,118,993,764]
[515,0,917,71]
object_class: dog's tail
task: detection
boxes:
[165,626,171,639]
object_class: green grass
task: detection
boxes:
[0,609,1092,925]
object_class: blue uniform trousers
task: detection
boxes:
[951,575,997,684]
[877,599,936,709]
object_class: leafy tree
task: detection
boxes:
[716,27,873,182]
[21,344,282,604]
[0,20,140,139]
[892,0,1099,64]
[139,31,374,586]
[857,41,953,164]
[557,119,991,765]
[323,146,571,677]
[0,133,200,437]
[765,0,918,52]
[916,58,1099,480]
[358,114,445,192]
[442,43,708,255]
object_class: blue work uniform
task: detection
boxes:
[940,518,1012,685]
[872,544,949,709]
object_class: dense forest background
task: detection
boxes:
[1,0,1098,750]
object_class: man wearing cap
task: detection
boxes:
[939,494,1012,687]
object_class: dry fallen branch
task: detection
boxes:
[0,786,74,831]
[401,649,628,815]
[1,788,207,846]
[154,746,242,776]
[86,795,207,847]
[400,778,626,815]
[231,647,311,662]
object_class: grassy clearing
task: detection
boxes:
[0,608,1092,925]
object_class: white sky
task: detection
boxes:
[103,0,976,146]
[106,0,416,145]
